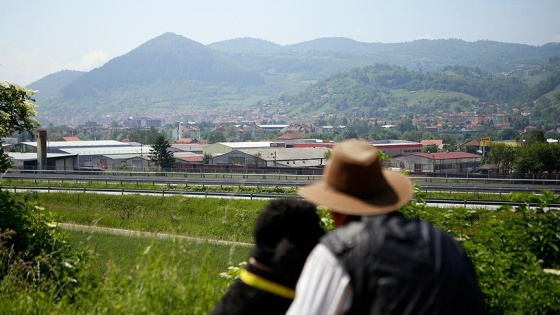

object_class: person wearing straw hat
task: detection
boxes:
[287,139,486,315]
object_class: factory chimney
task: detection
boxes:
[36,129,47,170]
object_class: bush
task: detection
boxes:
[402,190,560,314]
[0,189,94,301]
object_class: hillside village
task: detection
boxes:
[39,98,551,136]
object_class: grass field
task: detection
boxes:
[35,192,268,242]
[65,229,250,278]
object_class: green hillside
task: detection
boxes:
[28,70,85,103]
[287,64,527,114]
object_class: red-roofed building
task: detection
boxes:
[393,152,481,173]
[176,156,203,163]
[276,132,304,141]
[61,136,81,141]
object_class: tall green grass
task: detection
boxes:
[66,230,250,276]
[36,193,268,242]
[2,230,247,314]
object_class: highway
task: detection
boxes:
[3,170,560,195]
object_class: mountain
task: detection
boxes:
[287,37,375,54]
[60,32,264,99]
[208,37,284,54]
[28,70,85,103]
[29,33,560,127]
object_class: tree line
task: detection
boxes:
[483,130,560,176]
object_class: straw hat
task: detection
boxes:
[297,139,413,215]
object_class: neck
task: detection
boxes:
[248,256,272,273]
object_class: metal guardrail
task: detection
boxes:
[6,168,560,182]
[5,170,560,186]
[6,185,297,200]
[5,186,560,209]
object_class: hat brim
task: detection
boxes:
[297,169,413,215]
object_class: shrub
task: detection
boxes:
[0,189,94,301]
[402,190,560,314]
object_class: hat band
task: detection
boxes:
[334,184,389,200]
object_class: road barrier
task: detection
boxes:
[6,185,560,209]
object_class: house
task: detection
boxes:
[371,140,422,158]
[275,132,304,141]
[524,125,537,133]
[393,152,481,174]
[174,152,204,168]
[61,136,81,141]
[470,124,485,132]
[257,124,289,132]
[172,138,199,144]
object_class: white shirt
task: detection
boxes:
[287,244,353,315]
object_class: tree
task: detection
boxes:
[516,142,560,176]
[499,128,518,140]
[401,130,422,142]
[423,144,438,153]
[128,127,160,144]
[203,153,212,164]
[0,82,39,171]
[523,130,546,146]
[149,132,175,171]
[485,143,516,174]
[204,130,225,144]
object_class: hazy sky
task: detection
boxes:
[2,0,559,85]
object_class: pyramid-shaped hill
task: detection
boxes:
[61,32,264,99]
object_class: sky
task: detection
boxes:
[1,0,560,86]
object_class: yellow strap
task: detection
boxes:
[239,269,296,299]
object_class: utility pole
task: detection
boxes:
[140,143,143,170]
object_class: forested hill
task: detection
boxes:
[59,32,264,99]
[28,70,84,103]
[212,37,560,74]
[285,58,560,127]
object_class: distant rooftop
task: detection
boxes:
[218,141,273,148]
[413,152,481,160]
[8,152,76,161]
[58,146,152,156]
[22,140,137,148]
[372,140,419,146]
